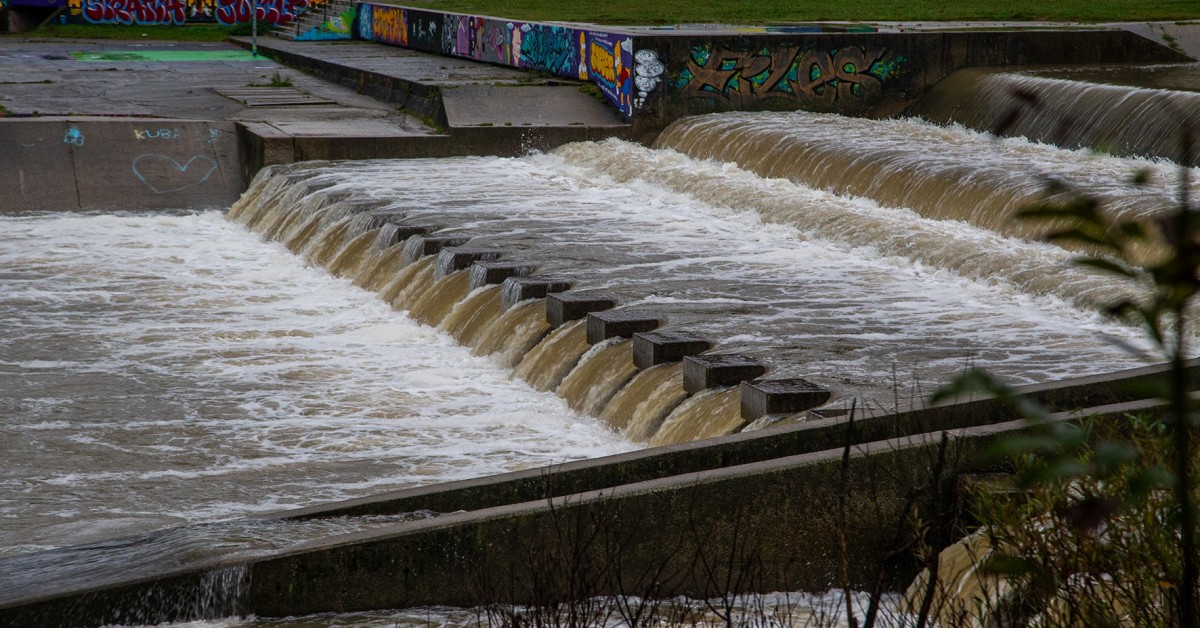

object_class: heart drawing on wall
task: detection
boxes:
[132,154,219,194]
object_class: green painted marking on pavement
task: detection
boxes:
[70,50,258,62]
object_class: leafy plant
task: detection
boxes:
[930,109,1198,625]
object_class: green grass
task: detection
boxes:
[21,23,235,41]
[394,0,1200,24]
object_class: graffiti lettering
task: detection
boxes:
[590,40,615,84]
[518,24,578,76]
[372,4,406,46]
[679,46,894,106]
[81,0,187,25]
[214,0,306,26]
[134,128,181,140]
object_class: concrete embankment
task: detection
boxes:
[1,361,1191,626]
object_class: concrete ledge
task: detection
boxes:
[435,247,501,278]
[546,292,616,328]
[682,354,767,395]
[632,330,712,369]
[586,310,661,344]
[401,235,471,264]
[740,378,832,421]
[500,276,572,309]
[468,261,535,291]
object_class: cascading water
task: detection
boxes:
[7,94,1193,624]
[910,67,1200,166]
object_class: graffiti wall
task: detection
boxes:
[67,0,310,25]
[674,45,903,107]
[357,3,635,119]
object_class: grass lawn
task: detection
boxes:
[392,0,1200,24]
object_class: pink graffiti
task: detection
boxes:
[215,0,307,25]
[82,0,187,25]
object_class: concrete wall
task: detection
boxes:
[62,0,310,25]
[351,6,1190,131]
[0,118,242,212]
[355,3,636,119]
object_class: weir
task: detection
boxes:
[3,15,1200,627]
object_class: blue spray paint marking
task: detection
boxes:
[131,154,218,193]
[63,127,85,147]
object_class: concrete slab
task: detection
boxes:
[442,85,627,128]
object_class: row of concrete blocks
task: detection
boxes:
[365,210,832,422]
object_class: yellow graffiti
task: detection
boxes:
[590,41,615,83]
[373,5,406,45]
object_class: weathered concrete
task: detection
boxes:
[500,276,572,309]
[546,292,617,327]
[468,261,535,290]
[632,330,713,369]
[740,378,832,420]
[0,118,241,211]
[586,309,661,344]
[435,246,501,277]
[683,354,768,394]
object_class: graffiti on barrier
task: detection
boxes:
[69,0,314,24]
[404,9,444,53]
[80,0,187,25]
[518,24,579,77]
[633,49,664,110]
[63,127,85,147]
[132,154,217,193]
[371,4,406,46]
[587,32,632,117]
[134,128,181,140]
[214,0,306,25]
[353,4,637,119]
[295,5,353,40]
[676,46,902,106]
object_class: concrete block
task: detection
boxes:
[740,378,833,421]
[546,292,615,328]
[468,261,535,291]
[401,235,471,265]
[632,331,712,369]
[372,224,432,250]
[683,354,767,395]
[500,276,572,309]
[436,247,502,278]
[586,310,661,345]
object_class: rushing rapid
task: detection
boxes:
[0,211,632,557]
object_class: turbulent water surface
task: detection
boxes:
[1,106,1190,625]
[0,211,631,558]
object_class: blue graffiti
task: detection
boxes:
[518,24,578,76]
[131,154,218,193]
[63,127,85,147]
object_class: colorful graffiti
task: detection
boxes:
[69,0,308,24]
[371,4,406,46]
[214,0,306,25]
[355,4,637,119]
[676,46,901,106]
[79,0,188,25]
[587,33,632,117]
[295,5,352,40]
[518,24,578,77]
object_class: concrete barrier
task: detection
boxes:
[0,118,242,212]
